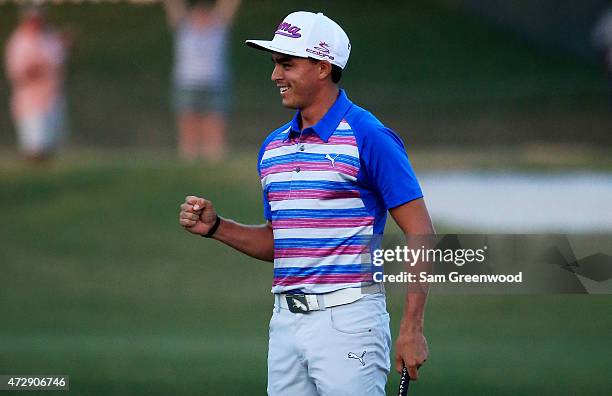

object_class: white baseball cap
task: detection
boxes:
[245,11,351,69]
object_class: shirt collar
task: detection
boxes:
[287,89,353,143]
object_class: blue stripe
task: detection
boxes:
[267,180,356,192]
[274,235,372,249]
[271,208,371,219]
[331,129,355,136]
[271,130,290,141]
[261,153,359,168]
[274,264,374,277]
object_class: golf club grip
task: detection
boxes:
[397,367,410,396]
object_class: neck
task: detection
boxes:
[191,10,213,27]
[300,85,339,130]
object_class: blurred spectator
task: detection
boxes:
[592,6,612,102]
[4,6,71,163]
[164,0,241,162]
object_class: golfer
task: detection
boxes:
[179,11,434,395]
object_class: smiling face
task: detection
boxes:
[270,53,324,110]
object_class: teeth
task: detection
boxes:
[280,87,289,94]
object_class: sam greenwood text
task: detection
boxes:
[373,272,523,283]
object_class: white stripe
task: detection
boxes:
[299,144,359,157]
[262,143,358,161]
[262,171,294,185]
[273,226,374,239]
[336,121,352,130]
[261,145,294,162]
[262,170,357,187]
[270,198,365,211]
[260,128,291,166]
[274,253,372,268]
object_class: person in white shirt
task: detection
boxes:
[164,0,241,162]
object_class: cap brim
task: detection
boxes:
[245,40,304,57]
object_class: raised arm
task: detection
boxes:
[390,198,435,380]
[179,195,275,262]
[213,0,241,24]
[163,0,188,28]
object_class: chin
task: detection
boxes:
[281,98,299,109]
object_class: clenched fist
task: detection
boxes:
[179,195,218,236]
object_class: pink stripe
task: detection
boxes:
[266,139,294,150]
[272,217,374,229]
[268,189,360,201]
[273,273,373,286]
[264,135,356,151]
[298,135,356,146]
[326,136,356,145]
[261,162,358,177]
[298,135,324,144]
[275,246,370,258]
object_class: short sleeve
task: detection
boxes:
[360,126,423,210]
[257,122,292,222]
[257,139,273,221]
[261,189,272,221]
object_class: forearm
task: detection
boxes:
[400,239,431,334]
[401,237,431,333]
[390,199,435,334]
[211,217,274,262]
[401,292,427,332]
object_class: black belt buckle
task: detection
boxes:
[286,294,310,313]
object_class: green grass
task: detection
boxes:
[1,154,611,395]
[0,0,609,149]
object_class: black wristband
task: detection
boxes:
[202,215,221,238]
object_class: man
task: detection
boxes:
[4,6,71,163]
[164,0,241,162]
[179,11,433,395]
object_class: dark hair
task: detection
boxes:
[309,59,343,84]
[331,64,343,84]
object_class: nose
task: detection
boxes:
[271,64,282,82]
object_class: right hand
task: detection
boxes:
[179,195,218,236]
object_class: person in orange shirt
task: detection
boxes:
[4,6,71,163]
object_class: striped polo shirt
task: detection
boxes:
[257,90,423,294]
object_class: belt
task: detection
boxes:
[275,283,384,313]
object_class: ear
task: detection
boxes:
[318,61,333,81]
